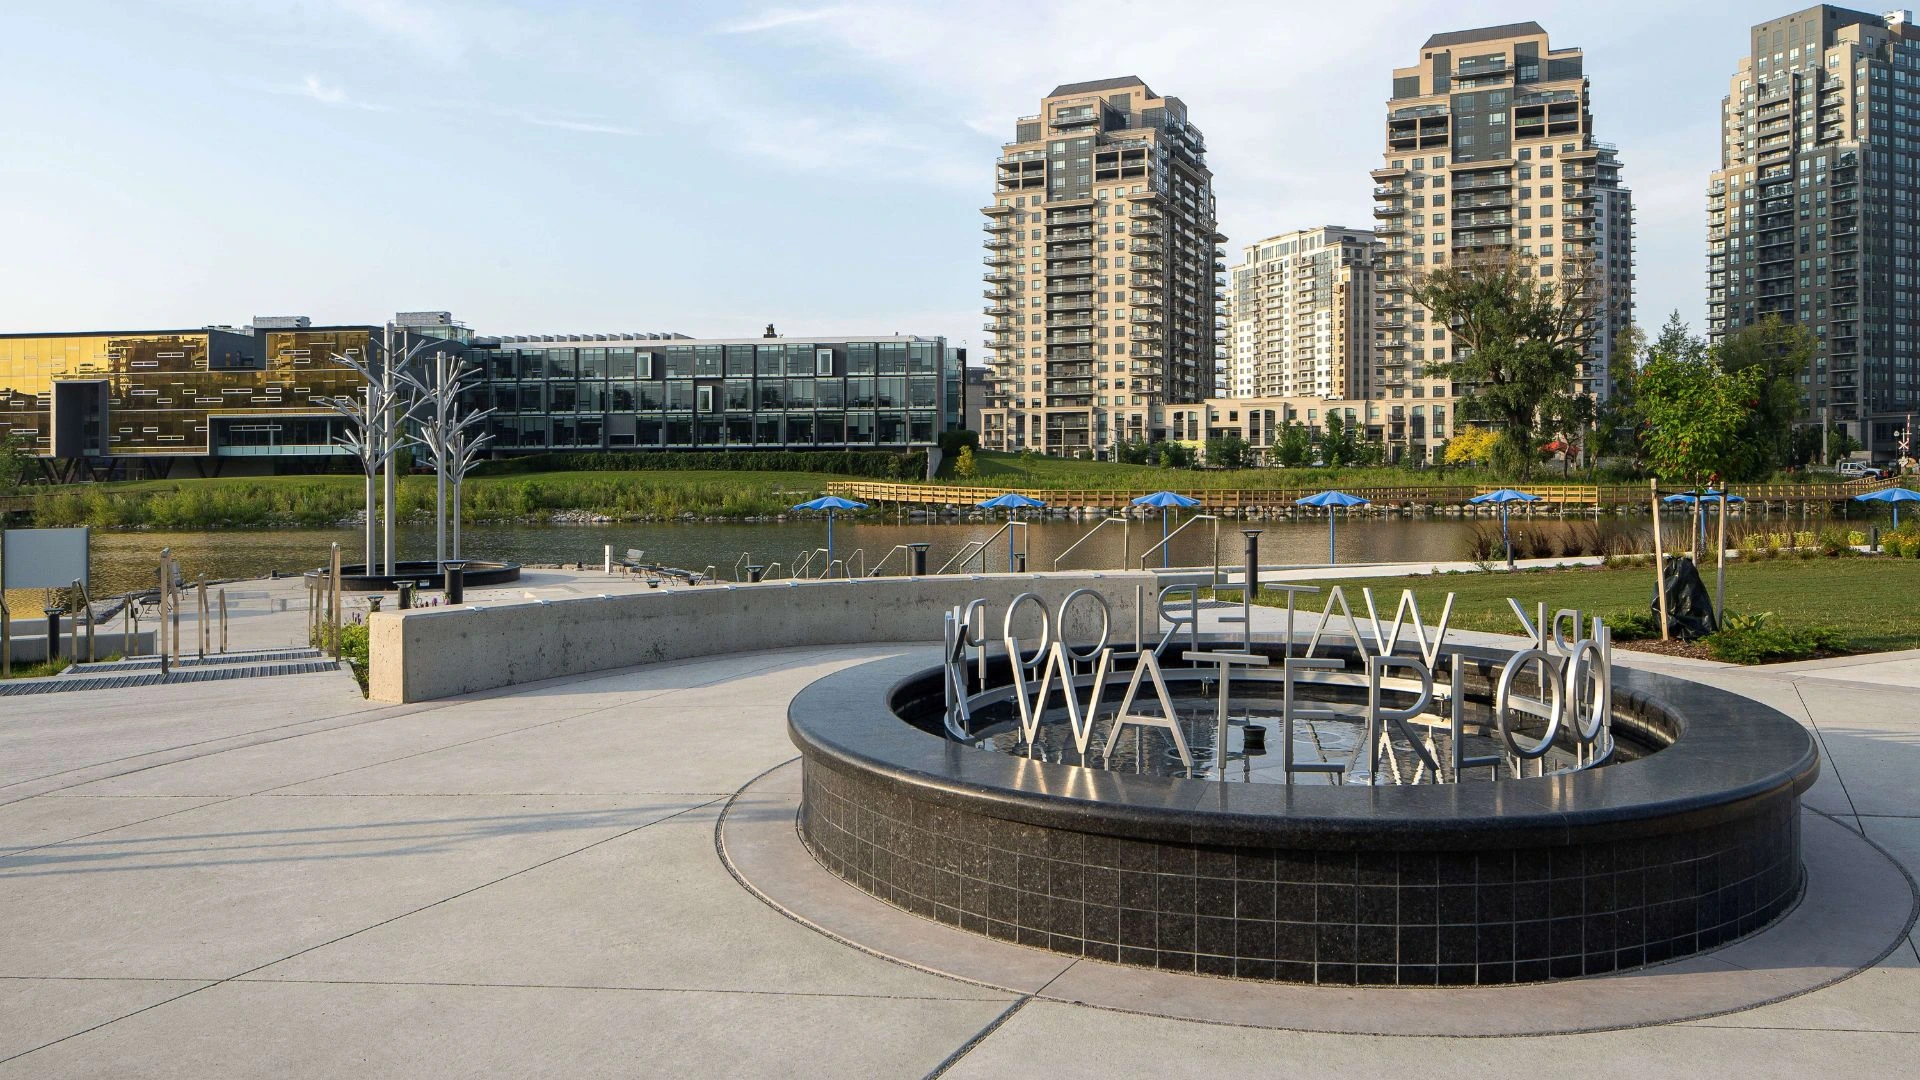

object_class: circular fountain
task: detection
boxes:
[787,587,1819,988]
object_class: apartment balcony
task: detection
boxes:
[1454,191,1513,210]
[983,270,1013,285]
[983,302,1013,316]
[1129,256,1164,272]
[1455,213,1514,229]
[983,287,1013,301]
[1046,279,1096,295]
[1452,174,1512,191]
[1047,295,1094,312]
[1371,164,1410,180]
[983,219,1013,234]
[1375,202,1407,217]
[984,254,1016,269]
[1047,227,1094,242]
[984,237,1015,251]
[1132,239,1166,256]
[1047,330,1093,344]
[982,203,1014,216]
[1049,314,1093,327]
[1129,223,1164,236]
[1049,209,1094,225]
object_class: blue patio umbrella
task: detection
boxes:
[1854,486,1920,530]
[1132,491,1202,567]
[1470,488,1542,567]
[1296,490,1371,565]
[791,495,869,573]
[1665,491,1745,551]
[978,493,1046,569]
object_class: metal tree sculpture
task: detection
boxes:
[405,350,493,566]
[326,326,434,574]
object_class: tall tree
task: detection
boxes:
[1712,315,1814,477]
[1411,252,1600,478]
[1637,337,1762,487]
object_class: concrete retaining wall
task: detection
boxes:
[367,571,1201,703]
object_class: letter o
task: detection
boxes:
[1057,589,1111,661]
[1495,648,1566,760]
[1002,592,1052,671]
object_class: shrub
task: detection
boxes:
[1817,527,1855,557]
[1603,610,1659,641]
[1705,612,1845,664]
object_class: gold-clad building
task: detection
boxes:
[0,323,371,474]
[979,76,1225,457]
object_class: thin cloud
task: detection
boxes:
[515,112,644,137]
[714,5,850,34]
[274,74,392,112]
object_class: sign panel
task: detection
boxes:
[2,527,90,590]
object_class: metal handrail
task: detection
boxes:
[961,520,1029,573]
[1053,515,1130,570]
[825,559,847,579]
[700,565,717,584]
[1138,513,1222,582]
[734,552,753,581]
[936,540,988,575]
[841,549,866,579]
[792,549,818,579]
[867,544,913,578]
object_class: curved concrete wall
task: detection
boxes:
[367,571,1193,703]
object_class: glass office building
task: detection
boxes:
[0,321,959,473]
[466,335,959,452]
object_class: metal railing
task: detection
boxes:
[792,549,821,580]
[1053,515,1130,570]
[936,540,989,576]
[867,544,914,578]
[1137,513,1221,582]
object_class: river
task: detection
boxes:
[9,514,1685,606]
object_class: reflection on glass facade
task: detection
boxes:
[0,327,371,462]
[0,324,961,465]
[462,335,960,452]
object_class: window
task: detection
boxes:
[815,349,834,376]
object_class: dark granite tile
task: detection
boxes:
[1358,964,1398,986]
[1316,963,1358,986]
[1549,876,1585,920]
[1398,851,1439,886]
[1195,846,1236,880]
[1237,918,1276,960]
[1476,850,1513,885]
[1276,882,1316,918]
[1357,924,1397,965]
[1358,886,1398,926]
[1084,904,1118,945]
[1050,897,1083,940]
[1119,907,1157,950]
[1050,860,1083,900]
[1437,964,1476,986]
[1236,880,1276,921]
[1436,852,1476,886]
[1477,922,1514,964]
[1158,874,1195,914]
[1276,960,1316,984]
[1157,912,1196,954]
[1235,847,1276,882]
[1196,916,1236,958]
[1438,925,1477,966]
[1357,851,1398,886]
[1196,952,1237,977]
[1549,955,1584,980]
[1114,838,1158,874]
[1084,941,1119,963]
[1513,958,1550,983]
[1477,883,1513,924]
[1275,921,1317,964]
[1398,924,1437,966]
[1156,951,1196,973]
[1119,945,1156,969]
[1157,845,1196,876]
[1316,923,1355,964]
[1119,870,1156,910]
[1275,851,1318,884]
[1399,964,1438,986]
[1437,885,1476,925]
[1018,855,1050,894]
[1083,866,1119,908]
[1316,851,1357,884]
[1317,884,1355,923]
[1235,958,1277,982]
[1400,885,1437,925]
[1549,917,1584,958]
[1195,875,1235,916]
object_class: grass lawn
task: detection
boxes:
[1221,557,1920,655]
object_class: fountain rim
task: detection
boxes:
[302,560,522,592]
[787,636,1820,851]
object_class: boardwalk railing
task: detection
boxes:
[825,477,1897,511]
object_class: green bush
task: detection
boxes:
[1705,611,1845,664]
[1603,610,1659,641]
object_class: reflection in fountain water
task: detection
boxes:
[971,682,1637,784]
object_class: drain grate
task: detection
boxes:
[0,660,341,697]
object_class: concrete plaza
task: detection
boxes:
[0,583,1915,1076]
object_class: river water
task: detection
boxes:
[17,514,1674,605]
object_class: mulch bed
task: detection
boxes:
[1612,638,1715,661]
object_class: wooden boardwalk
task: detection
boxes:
[827,476,1902,512]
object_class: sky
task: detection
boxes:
[0,0,1787,350]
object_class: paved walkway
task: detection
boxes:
[0,622,1915,1075]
